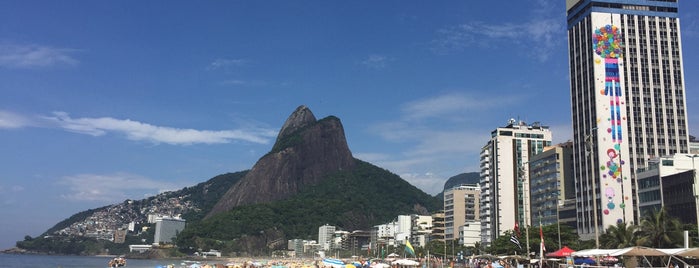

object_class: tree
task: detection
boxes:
[600,221,638,248]
[637,208,683,248]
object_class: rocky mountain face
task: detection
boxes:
[207,105,356,217]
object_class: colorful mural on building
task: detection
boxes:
[592,24,629,224]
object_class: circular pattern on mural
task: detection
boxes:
[593,25,622,58]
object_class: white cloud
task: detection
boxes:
[0,184,25,193]
[361,54,391,69]
[430,0,565,62]
[1,110,278,145]
[0,184,25,207]
[58,173,190,203]
[220,79,269,87]
[0,110,33,129]
[41,111,276,145]
[400,172,446,195]
[208,58,247,70]
[401,92,517,120]
[0,44,78,69]
[357,92,517,194]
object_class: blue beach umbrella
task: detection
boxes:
[574,258,596,265]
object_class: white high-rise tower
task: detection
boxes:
[566,0,689,243]
[479,120,551,246]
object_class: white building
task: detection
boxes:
[396,215,412,243]
[637,154,698,226]
[411,215,433,247]
[318,224,336,251]
[459,221,481,247]
[444,185,480,241]
[566,0,690,241]
[153,216,185,244]
[480,119,551,246]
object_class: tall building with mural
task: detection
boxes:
[566,0,689,243]
[479,119,551,246]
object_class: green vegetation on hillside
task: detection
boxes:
[175,159,442,255]
[179,171,248,221]
[45,205,110,236]
[17,172,245,255]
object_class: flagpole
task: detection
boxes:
[539,214,544,268]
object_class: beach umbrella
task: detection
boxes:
[546,246,576,258]
[322,258,346,268]
[574,258,596,265]
[372,263,390,268]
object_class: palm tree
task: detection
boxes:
[637,208,683,248]
[600,221,638,248]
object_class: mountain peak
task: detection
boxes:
[207,105,355,217]
[276,105,316,140]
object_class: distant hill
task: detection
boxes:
[443,172,480,190]
[435,172,480,199]
[16,171,245,255]
[178,159,441,255]
[208,105,356,216]
[19,105,441,256]
[183,105,441,255]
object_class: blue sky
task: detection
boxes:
[1,1,698,249]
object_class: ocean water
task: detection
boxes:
[0,254,221,268]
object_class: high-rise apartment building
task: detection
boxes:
[566,0,689,242]
[479,120,551,246]
[153,216,186,245]
[430,212,446,243]
[529,142,574,227]
[444,185,480,241]
[318,224,336,251]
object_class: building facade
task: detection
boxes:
[430,212,446,243]
[637,154,698,225]
[479,120,551,246]
[318,224,336,251]
[529,142,575,227]
[153,216,186,244]
[459,221,481,247]
[411,214,433,247]
[567,0,689,241]
[444,185,480,241]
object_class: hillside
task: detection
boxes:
[17,105,442,256]
[176,159,442,255]
[15,172,246,255]
[435,172,481,199]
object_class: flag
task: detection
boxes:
[539,216,545,268]
[405,240,416,257]
[539,218,546,253]
[510,234,522,250]
[510,222,522,250]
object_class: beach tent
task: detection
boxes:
[669,247,699,258]
[499,255,529,262]
[546,246,575,258]
[571,248,618,257]
[612,246,668,256]
[391,259,420,266]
